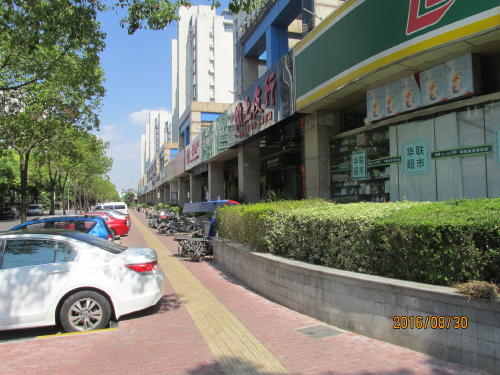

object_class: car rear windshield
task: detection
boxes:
[64,231,127,254]
[114,205,126,209]
[28,204,42,209]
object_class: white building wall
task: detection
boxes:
[140,134,146,177]
[172,5,234,135]
[171,38,178,127]
[214,13,234,103]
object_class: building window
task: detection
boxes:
[224,24,233,32]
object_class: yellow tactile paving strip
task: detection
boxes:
[130,212,289,375]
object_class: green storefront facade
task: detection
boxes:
[294,0,500,202]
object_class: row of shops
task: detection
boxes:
[139,0,500,205]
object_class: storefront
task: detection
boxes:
[294,0,500,202]
[259,117,304,200]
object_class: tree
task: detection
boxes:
[0,151,19,206]
[0,69,104,221]
[123,192,136,206]
[0,0,105,92]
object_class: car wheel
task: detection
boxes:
[110,228,116,241]
[60,291,111,332]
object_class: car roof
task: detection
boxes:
[1,229,97,240]
[0,229,120,249]
[11,216,105,229]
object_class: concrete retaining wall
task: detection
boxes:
[214,239,500,374]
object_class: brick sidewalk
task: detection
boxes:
[0,211,491,375]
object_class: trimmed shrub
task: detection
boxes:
[216,198,500,286]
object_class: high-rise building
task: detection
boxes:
[140,110,173,177]
[171,5,234,147]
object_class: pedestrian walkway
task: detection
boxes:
[0,211,491,375]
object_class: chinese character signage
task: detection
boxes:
[173,149,185,177]
[214,113,228,154]
[185,136,201,170]
[431,145,492,159]
[201,126,214,162]
[403,140,428,174]
[227,51,294,148]
[351,150,367,179]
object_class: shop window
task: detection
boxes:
[330,128,390,202]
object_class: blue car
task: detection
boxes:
[10,216,113,241]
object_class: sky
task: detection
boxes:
[95,2,229,192]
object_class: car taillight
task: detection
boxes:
[125,260,158,274]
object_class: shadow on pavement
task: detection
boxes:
[185,355,488,375]
[119,293,183,322]
[0,326,60,343]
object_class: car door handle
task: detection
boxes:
[49,270,69,275]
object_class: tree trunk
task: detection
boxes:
[18,150,30,223]
[50,188,56,215]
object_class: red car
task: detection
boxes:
[85,211,129,238]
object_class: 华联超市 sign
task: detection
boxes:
[294,0,499,110]
[431,145,492,159]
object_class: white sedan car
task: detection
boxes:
[0,230,164,332]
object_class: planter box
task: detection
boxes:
[214,238,500,374]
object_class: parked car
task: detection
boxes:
[0,230,164,332]
[90,208,131,228]
[94,202,128,216]
[9,216,114,241]
[0,206,19,220]
[86,212,129,238]
[27,204,44,216]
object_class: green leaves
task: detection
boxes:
[217,199,500,286]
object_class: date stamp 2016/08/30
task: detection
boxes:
[393,315,468,329]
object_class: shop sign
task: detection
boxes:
[173,149,185,177]
[185,136,201,170]
[214,113,228,154]
[431,145,492,159]
[295,0,498,111]
[368,156,401,168]
[201,126,215,162]
[367,75,422,122]
[403,140,428,174]
[421,54,475,106]
[331,163,350,173]
[227,51,294,148]
[166,160,174,181]
[351,150,367,179]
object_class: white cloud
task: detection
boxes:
[128,107,168,126]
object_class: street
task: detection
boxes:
[0,211,490,375]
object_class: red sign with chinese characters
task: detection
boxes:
[185,136,201,170]
[234,71,277,138]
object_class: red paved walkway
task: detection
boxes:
[0,211,491,375]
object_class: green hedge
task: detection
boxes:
[216,199,500,286]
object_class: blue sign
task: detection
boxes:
[403,140,429,174]
[351,150,367,179]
